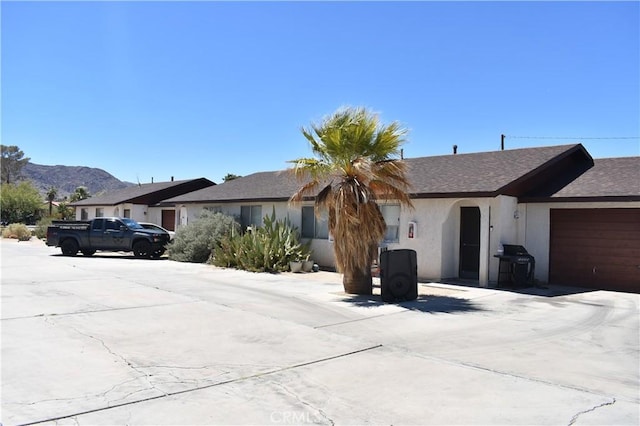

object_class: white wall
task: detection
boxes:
[75,204,149,222]
[178,196,523,286]
[521,201,640,284]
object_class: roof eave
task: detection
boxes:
[520,195,640,203]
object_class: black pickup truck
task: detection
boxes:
[46,217,171,258]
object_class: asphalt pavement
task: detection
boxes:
[1,238,639,425]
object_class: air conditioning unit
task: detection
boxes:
[380,249,418,303]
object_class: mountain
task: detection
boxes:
[21,163,134,200]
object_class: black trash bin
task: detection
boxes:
[380,249,418,302]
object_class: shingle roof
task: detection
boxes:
[167,144,599,204]
[166,171,302,203]
[535,157,640,200]
[405,144,590,196]
[71,178,215,206]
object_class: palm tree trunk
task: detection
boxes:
[342,243,377,295]
[343,266,373,295]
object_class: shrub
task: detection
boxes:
[35,217,53,239]
[2,223,32,241]
[167,210,239,263]
[212,208,310,273]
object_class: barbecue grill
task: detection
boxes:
[494,244,536,288]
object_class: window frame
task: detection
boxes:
[301,206,329,240]
[379,204,401,243]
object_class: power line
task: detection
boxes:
[504,135,639,140]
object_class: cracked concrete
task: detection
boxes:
[568,398,616,425]
[2,239,639,425]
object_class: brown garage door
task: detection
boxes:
[161,209,176,231]
[549,208,640,293]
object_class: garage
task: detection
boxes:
[549,208,640,293]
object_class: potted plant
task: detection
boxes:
[289,257,303,273]
[302,255,314,272]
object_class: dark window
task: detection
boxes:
[240,205,262,229]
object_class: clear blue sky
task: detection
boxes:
[3,1,639,185]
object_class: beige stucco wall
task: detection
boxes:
[75,203,148,222]
[383,196,518,286]
[177,196,522,286]
[520,201,640,284]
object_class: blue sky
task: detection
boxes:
[3,1,639,185]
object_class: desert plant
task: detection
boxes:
[212,208,310,273]
[289,106,413,294]
[34,217,53,239]
[167,210,239,263]
[2,223,32,241]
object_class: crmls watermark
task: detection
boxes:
[270,410,314,424]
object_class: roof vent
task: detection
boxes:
[453,145,458,155]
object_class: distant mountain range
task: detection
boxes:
[21,162,134,200]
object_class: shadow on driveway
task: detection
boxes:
[438,278,598,298]
[341,294,484,314]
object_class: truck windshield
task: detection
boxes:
[121,218,143,229]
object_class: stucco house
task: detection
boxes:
[165,144,638,293]
[70,178,215,230]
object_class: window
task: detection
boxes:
[240,205,262,229]
[105,219,120,230]
[301,206,329,239]
[380,204,401,243]
[95,207,104,217]
[123,209,131,218]
[80,208,88,220]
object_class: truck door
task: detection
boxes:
[104,219,128,249]
[90,219,106,247]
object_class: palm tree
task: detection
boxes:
[70,186,89,202]
[289,107,413,295]
[46,187,57,217]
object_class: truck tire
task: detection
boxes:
[82,249,96,256]
[133,240,152,258]
[61,239,79,256]
[151,248,165,258]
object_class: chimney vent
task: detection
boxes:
[453,145,458,155]
[171,176,174,182]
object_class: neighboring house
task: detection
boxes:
[165,144,639,293]
[70,178,215,230]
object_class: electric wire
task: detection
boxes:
[503,135,639,140]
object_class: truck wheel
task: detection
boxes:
[61,239,79,256]
[133,241,152,258]
[151,248,165,258]
[82,249,96,256]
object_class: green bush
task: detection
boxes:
[35,217,53,239]
[212,208,310,273]
[167,210,239,263]
[2,223,32,241]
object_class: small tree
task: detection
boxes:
[69,186,90,202]
[1,145,30,184]
[0,181,43,224]
[56,201,75,220]
[46,187,57,217]
[222,173,242,182]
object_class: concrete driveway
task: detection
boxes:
[2,238,638,425]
